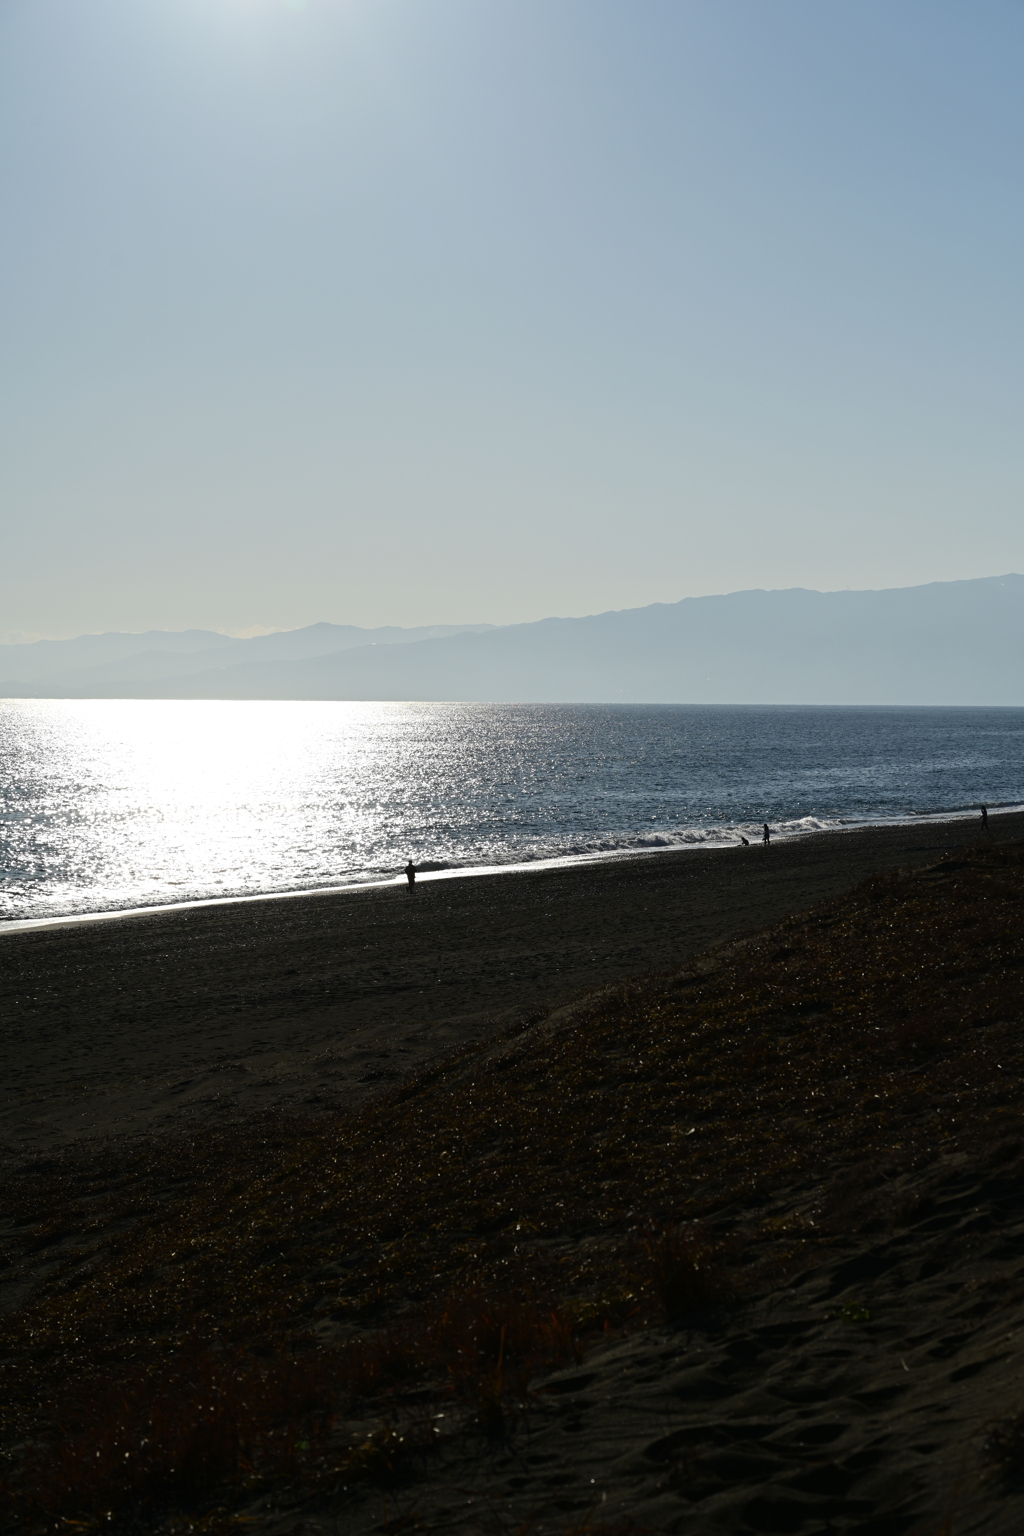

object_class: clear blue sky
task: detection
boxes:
[2,0,1023,640]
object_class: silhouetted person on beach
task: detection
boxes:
[739,835,750,846]
[404,860,417,887]
[981,805,989,830]
[763,823,771,846]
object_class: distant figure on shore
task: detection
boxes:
[763,823,771,846]
[980,805,989,830]
[404,859,417,887]
[739,835,750,846]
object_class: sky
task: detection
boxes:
[2,0,1023,642]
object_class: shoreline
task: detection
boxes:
[2,801,1019,935]
[4,807,1023,1170]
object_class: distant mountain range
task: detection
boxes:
[0,621,493,690]
[3,576,1022,704]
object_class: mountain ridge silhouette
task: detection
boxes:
[3,576,1022,704]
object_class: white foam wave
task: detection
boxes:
[457,803,1024,872]
[509,815,843,862]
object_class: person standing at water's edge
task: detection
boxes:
[981,805,989,831]
[763,823,771,846]
[404,860,417,887]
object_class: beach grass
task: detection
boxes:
[3,837,1024,1531]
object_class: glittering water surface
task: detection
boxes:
[1,700,1022,922]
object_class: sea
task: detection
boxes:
[1,699,1022,926]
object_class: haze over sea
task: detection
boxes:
[1,700,1022,926]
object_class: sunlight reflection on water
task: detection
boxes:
[1,699,1022,921]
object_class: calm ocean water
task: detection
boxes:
[1,700,1022,923]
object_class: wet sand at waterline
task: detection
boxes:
[4,811,1021,1168]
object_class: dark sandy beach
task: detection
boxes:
[4,811,1022,1166]
[5,813,1024,1534]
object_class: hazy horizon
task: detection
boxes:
[3,2,1024,643]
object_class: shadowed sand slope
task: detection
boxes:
[3,822,1024,1532]
[330,1149,1024,1536]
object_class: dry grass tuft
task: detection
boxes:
[641,1222,732,1320]
[433,1292,583,1435]
[983,1408,1024,1483]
